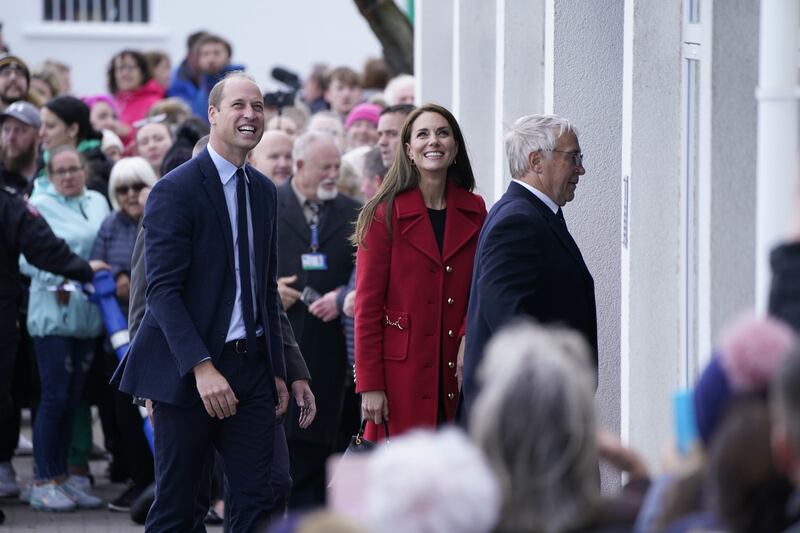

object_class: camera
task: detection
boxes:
[263,66,301,112]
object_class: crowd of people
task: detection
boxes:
[0,26,798,533]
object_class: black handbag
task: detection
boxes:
[345,419,390,454]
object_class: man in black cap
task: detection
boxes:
[0,54,30,113]
[0,101,40,195]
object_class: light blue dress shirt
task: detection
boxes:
[511,178,559,214]
[207,143,263,342]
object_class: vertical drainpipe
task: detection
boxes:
[755,0,799,312]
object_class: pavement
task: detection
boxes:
[0,414,224,532]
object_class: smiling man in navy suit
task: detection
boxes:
[113,72,288,532]
[461,114,597,425]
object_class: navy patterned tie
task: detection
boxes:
[236,168,257,354]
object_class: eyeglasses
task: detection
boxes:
[115,182,146,196]
[0,65,25,79]
[548,150,584,167]
[52,166,85,177]
[114,63,140,73]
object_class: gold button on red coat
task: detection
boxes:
[447,393,455,400]
[448,361,455,368]
[446,265,453,273]
[448,330,455,338]
[447,297,454,305]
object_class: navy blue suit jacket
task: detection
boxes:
[112,148,286,406]
[461,181,597,421]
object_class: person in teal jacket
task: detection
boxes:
[19,145,109,512]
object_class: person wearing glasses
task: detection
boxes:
[20,145,109,511]
[107,49,165,148]
[460,114,597,425]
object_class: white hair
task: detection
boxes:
[292,130,340,172]
[505,114,577,180]
[470,320,599,533]
[365,428,500,533]
[107,156,157,211]
[383,74,415,106]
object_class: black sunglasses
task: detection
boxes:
[115,182,146,196]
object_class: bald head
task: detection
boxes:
[249,130,293,185]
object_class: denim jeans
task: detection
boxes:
[32,336,95,481]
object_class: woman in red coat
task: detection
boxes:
[353,103,487,440]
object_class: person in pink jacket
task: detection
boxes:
[107,50,164,149]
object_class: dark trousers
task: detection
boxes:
[113,391,154,488]
[31,336,95,481]
[145,348,278,533]
[287,440,331,510]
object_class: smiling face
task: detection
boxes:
[115,180,146,221]
[0,63,28,105]
[49,149,86,197]
[208,76,265,165]
[532,130,585,207]
[136,122,172,174]
[405,111,458,179]
[114,53,144,92]
[39,107,78,151]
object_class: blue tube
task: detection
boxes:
[86,270,155,454]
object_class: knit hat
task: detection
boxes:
[693,313,796,446]
[344,103,382,130]
[0,54,30,86]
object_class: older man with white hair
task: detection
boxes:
[461,114,597,424]
[275,130,361,508]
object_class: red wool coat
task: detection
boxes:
[354,183,486,440]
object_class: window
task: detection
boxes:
[43,0,150,23]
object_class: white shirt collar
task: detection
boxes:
[511,179,559,214]
[207,142,248,185]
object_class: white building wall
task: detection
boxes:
[548,0,624,486]
[708,0,759,344]
[0,0,383,96]
[620,0,684,468]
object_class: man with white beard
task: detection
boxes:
[274,131,360,508]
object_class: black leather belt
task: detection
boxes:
[223,336,265,354]
[223,338,250,354]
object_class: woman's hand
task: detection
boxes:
[361,390,389,425]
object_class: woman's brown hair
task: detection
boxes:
[351,103,476,247]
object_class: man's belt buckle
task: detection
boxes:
[233,339,247,354]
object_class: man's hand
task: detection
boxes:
[308,289,340,322]
[361,390,389,425]
[275,377,289,417]
[145,399,153,426]
[193,360,238,419]
[291,379,316,429]
[88,260,111,272]
[456,336,466,388]
[278,275,301,310]
[342,290,356,318]
[116,273,131,302]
